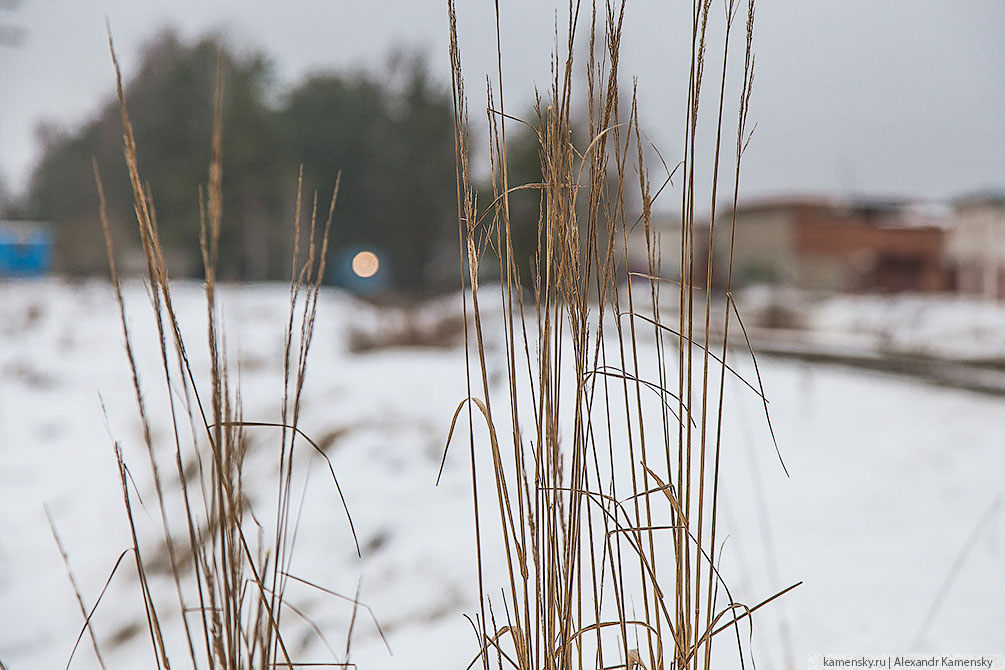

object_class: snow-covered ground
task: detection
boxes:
[1,279,1003,669]
[735,286,1005,361]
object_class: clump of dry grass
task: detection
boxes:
[445,1,797,669]
[346,301,468,353]
[62,32,379,670]
[55,1,796,666]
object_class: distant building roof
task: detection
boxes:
[953,190,1005,211]
[720,195,951,230]
[725,194,835,215]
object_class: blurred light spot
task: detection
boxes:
[352,250,380,278]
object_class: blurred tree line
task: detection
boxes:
[24,30,465,294]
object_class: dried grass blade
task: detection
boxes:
[46,507,109,670]
[726,292,788,476]
[282,573,391,654]
[61,549,132,670]
[212,420,359,557]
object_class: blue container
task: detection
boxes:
[0,223,54,277]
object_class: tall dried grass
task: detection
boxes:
[445,2,797,669]
[69,32,371,670]
[64,1,797,667]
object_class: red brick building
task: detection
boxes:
[713,196,951,293]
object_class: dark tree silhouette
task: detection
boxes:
[25,30,459,293]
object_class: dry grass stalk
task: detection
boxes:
[72,30,365,670]
[445,1,797,669]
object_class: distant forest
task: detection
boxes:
[18,29,544,295]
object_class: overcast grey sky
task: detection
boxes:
[1,0,1002,205]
